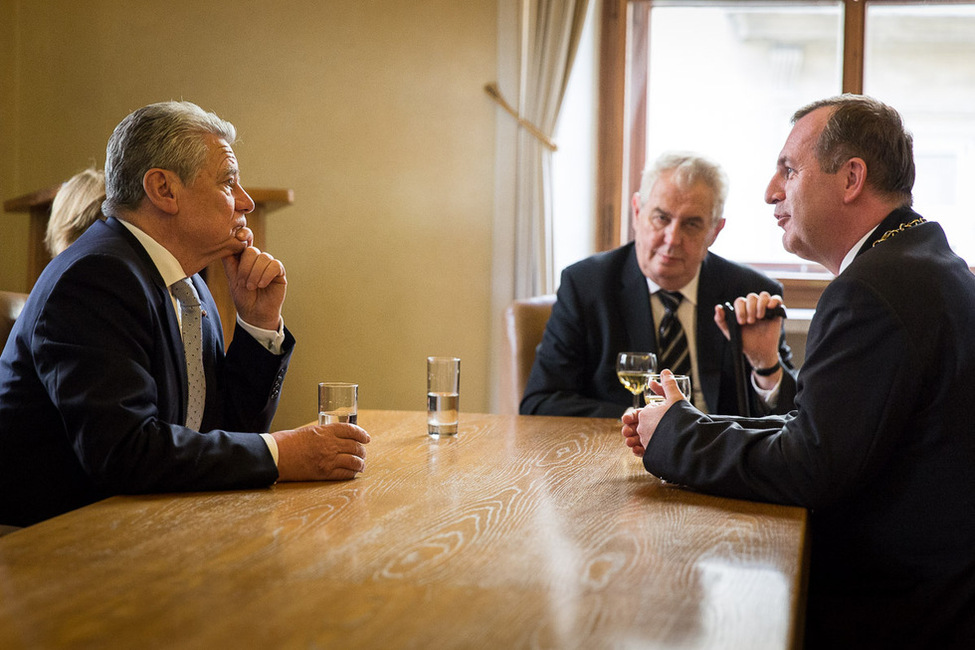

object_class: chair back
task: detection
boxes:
[500,295,556,414]
[0,291,27,349]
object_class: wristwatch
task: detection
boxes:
[753,360,781,377]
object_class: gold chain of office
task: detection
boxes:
[872,217,927,247]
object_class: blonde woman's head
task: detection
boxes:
[45,168,106,256]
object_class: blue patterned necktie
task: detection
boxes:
[171,278,206,430]
[657,290,691,377]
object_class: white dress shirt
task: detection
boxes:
[118,220,282,464]
[646,269,781,412]
[839,229,875,275]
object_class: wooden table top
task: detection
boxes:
[0,410,808,649]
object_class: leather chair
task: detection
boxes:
[500,295,556,414]
[0,290,28,349]
[0,291,28,535]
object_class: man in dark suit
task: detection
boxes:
[624,95,975,647]
[0,101,369,527]
[521,152,797,418]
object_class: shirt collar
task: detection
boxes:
[838,229,875,275]
[118,219,188,287]
[646,268,701,307]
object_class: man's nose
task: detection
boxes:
[664,220,682,244]
[765,176,783,205]
[236,186,256,214]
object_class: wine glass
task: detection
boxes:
[616,352,657,409]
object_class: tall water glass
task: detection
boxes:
[427,356,460,436]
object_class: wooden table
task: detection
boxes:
[0,411,808,649]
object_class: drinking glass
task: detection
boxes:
[318,382,358,425]
[427,356,460,436]
[644,374,692,406]
[644,374,665,407]
[673,375,692,402]
[616,352,657,409]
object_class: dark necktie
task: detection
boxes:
[657,290,691,377]
[171,278,206,431]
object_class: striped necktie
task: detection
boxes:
[657,290,691,376]
[171,278,206,431]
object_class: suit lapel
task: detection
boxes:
[694,254,726,412]
[618,245,656,353]
[855,207,921,259]
[110,218,190,425]
[193,275,218,386]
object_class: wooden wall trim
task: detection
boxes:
[843,0,865,94]
[595,0,627,252]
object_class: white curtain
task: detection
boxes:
[488,0,590,413]
[510,0,590,299]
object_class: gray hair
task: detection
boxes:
[102,101,237,217]
[637,152,728,223]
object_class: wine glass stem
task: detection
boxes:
[633,394,640,408]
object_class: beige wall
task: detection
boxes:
[0,0,499,429]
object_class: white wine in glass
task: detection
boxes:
[616,352,657,409]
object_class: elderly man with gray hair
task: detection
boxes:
[0,101,369,528]
[521,151,797,418]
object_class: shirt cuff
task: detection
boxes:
[237,315,285,354]
[750,373,781,408]
[260,433,279,466]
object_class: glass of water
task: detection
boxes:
[672,375,691,402]
[644,374,691,407]
[318,382,358,425]
[427,356,460,436]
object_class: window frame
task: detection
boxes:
[594,0,969,308]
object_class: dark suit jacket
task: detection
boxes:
[645,208,975,647]
[520,243,797,417]
[0,218,294,527]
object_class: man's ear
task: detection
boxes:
[631,192,642,218]
[143,169,180,214]
[707,217,726,247]
[630,192,644,232]
[842,157,868,204]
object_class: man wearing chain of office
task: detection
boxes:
[623,94,975,647]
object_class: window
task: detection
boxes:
[863,3,975,264]
[595,0,975,296]
[642,2,843,267]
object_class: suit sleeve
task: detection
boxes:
[645,275,918,508]
[520,269,627,418]
[761,358,798,415]
[208,317,295,434]
[33,255,279,495]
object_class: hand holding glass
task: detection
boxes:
[616,352,657,408]
[319,382,358,424]
[644,374,691,407]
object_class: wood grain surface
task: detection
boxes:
[0,410,807,649]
